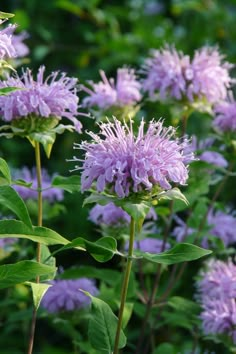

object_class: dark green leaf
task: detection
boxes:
[0,185,32,228]
[0,220,69,245]
[135,243,212,265]
[52,175,81,193]
[0,260,56,289]
[153,343,175,354]
[86,293,126,352]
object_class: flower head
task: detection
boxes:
[11,31,29,58]
[13,167,64,202]
[133,237,170,253]
[199,151,228,168]
[142,45,233,105]
[83,68,142,110]
[41,277,99,313]
[74,118,193,199]
[214,96,236,132]
[196,259,236,342]
[0,66,82,132]
[0,23,16,59]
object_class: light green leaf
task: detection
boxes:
[0,158,11,184]
[0,185,32,228]
[0,219,69,245]
[52,175,81,193]
[156,187,189,205]
[135,243,212,265]
[53,236,118,262]
[0,261,57,289]
[83,192,115,207]
[26,282,52,310]
[120,201,150,222]
[0,11,15,19]
[0,87,21,95]
[85,292,126,352]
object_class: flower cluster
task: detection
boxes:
[132,238,170,254]
[196,259,236,342]
[41,277,99,313]
[0,66,82,132]
[82,68,142,110]
[74,118,193,199]
[142,45,233,105]
[13,167,64,203]
[172,209,236,248]
[214,97,236,132]
[0,23,16,59]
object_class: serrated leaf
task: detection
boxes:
[85,292,126,352]
[135,243,212,265]
[0,261,56,289]
[0,158,11,184]
[53,236,118,262]
[52,175,81,193]
[0,185,32,228]
[26,282,52,310]
[0,219,69,245]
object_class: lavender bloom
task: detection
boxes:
[214,97,236,132]
[13,167,64,203]
[74,118,193,199]
[199,151,228,168]
[133,237,170,253]
[142,46,191,100]
[0,23,16,59]
[41,278,99,313]
[0,238,16,248]
[0,66,82,132]
[173,209,236,248]
[11,31,29,58]
[83,68,142,109]
[196,259,236,342]
[142,46,233,105]
[188,47,233,104]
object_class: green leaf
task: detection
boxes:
[28,132,56,158]
[86,293,126,352]
[153,343,175,354]
[0,158,11,184]
[0,185,32,228]
[52,175,81,193]
[156,187,189,205]
[83,192,115,207]
[0,261,57,289]
[0,11,15,19]
[119,201,150,222]
[0,87,21,95]
[26,282,52,310]
[168,296,199,314]
[53,236,118,262]
[135,243,212,265]
[0,220,69,245]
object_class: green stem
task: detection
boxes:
[27,141,43,354]
[113,217,135,354]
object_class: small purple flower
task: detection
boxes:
[196,259,236,342]
[0,66,82,132]
[12,31,29,58]
[74,118,193,198]
[82,68,142,110]
[188,47,233,104]
[13,167,64,203]
[199,151,228,168]
[142,45,233,105]
[214,96,236,132]
[0,23,17,59]
[172,215,195,242]
[133,237,170,253]
[41,277,99,313]
[0,237,16,248]
[142,45,191,100]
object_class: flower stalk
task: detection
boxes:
[113,216,135,354]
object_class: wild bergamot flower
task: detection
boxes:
[0,23,16,60]
[73,118,193,199]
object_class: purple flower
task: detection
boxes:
[12,31,29,58]
[199,151,228,168]
[214,96,236,132]
[188,47,233,104]
[89,202,157,226]
[142,45,191,100]
[196,259,236,342]
[173,209,236,248]
[82,68,142,109]
[0,23,17,59]
[13,167,64,203]
[0,237,16,248]
[133,237,170,253]
[41,277,99,313]
[0,66,82,132]
[74,118,193,198]
[142,45,233,105]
